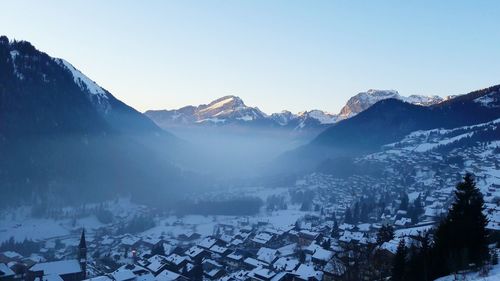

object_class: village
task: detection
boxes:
[1,134,499,281]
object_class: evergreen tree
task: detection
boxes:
[322,238,331,250]
[331,217,339,237]
[192,258,203,281]
[151,243,165,256]
[400,192,409,211]
[432,173,489,277]
[376,224,395,245]
[344,208,353,224]
[392,239,407,281]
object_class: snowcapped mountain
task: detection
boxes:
[276,84,500,174]
[145,95,269,128]
[146,97,340,133]
[270,110,297,126]
[147,90,444,133]
[269,110,338,129]
[338,89,443,119]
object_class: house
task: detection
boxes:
[311,248,334,266]
[243,258,267,270]
[155,269,188,281]
[164,254,189,272]
[184,246,210,261]
[322,258,346,281]
[143,255,169,276]
[225,252,245,269]
[109,267,136,281]
[292,264,323,281]
[177,232,201,242]
[209,245,230,257]
[0,263,15,281]
[249,268,276,281]
[256,248,278,264]
[272,257,299,272]
[197,237,218,250]
[113,264,151,281]
[297,231,320,246]
[27,260,85,281]
[251,233,274,247]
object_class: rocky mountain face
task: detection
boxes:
[0,36,198,206]
[338,89,444,119]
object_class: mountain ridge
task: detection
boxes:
[145,90,445,132]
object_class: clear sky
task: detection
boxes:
[2,0,500,114]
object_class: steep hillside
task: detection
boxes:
[0,36,197,207]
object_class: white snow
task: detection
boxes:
[474,92,498,108]
[301,110,338,124]
[199,96,235,113]
[30,259,82,275]
[55,58,108,99]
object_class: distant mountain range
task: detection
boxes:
[275,85,500,173]
[145,90,446,132]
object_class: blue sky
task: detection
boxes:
[2,0,500,113]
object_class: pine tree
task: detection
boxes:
[432,173,489,277]
[344,208,353,224]
[376,224,395,245]
[400,192,409,211]
[392,239,407,281]
[192,258,203,281]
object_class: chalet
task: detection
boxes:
[249,268,277,281]
[292,264,323,281]
[197,237,217,250]
[251,233,274,247]
[109,267,136,281]
[120,236,141,249]
[256,248,278,264]
[184,246,210,261]
[272,257,299,272]
[155,269,188,281]
[0,252,23,263]
[297,230,320,246]
[113,264,151,281]
[143,255,169,276]
[209,245,230,257]
[311,248,334,266]
[141,237,162,248]
[177,232,201,242]
[224,252,245,269]
[203,260,225,280]
[27,260,84,281]
[322,258,346,281]
[243,258,267,270]
[164,254,189,272]
[0,263,15,281]
[205,268,225,280]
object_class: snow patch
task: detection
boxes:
[55,58,108,99]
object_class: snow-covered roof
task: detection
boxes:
[312,248,334,262]
[257,247,278,264]
[197,237,217,249]
[293,264,323,281]
[0,263,15,277]
[30,259,82,276]
[273,257,299,271]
